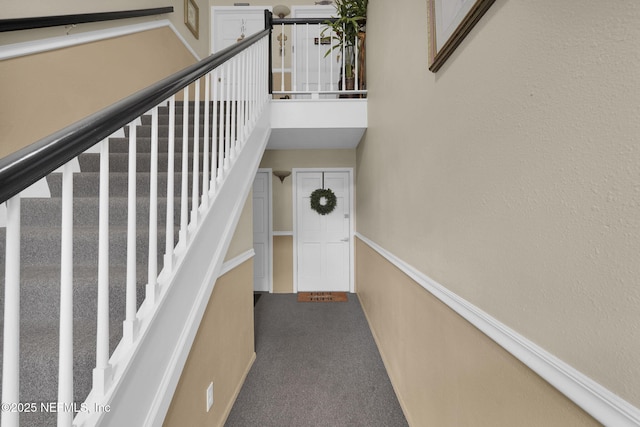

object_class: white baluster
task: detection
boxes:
[1,196,20,427]
[211,68,219,192]
[202,77,210,209]
[179,87,189,248]
[341,27,346,92]
[231,59,237,158]
[191,79,201,227]
[165,96,176,273]
[147,107,159,304]
[317,23,322,94]
[293,23,298,92]
[218,65,227,181]
[248,48,254,126]
[329,24,334,91]
[58,162,74,426]
[93,138,112,395]
[225,62,232,169]
[306,24,310,92]
[354,29,359,92]
[239,51,246,146]
[281,23,285,92]
[124,121,138,344]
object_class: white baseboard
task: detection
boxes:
[355,232,640,427]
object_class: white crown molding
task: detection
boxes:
[0,20,200,61]
[355,232,640,427]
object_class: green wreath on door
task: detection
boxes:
[310,188,337,215]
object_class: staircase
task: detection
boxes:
[0,103,212,426]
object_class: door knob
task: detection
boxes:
[341,237,349,242]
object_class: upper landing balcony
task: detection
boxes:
[219,8,368,150]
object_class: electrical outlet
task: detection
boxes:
[206,382,214,412]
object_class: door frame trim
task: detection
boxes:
[254,168,274,293]
[292,168,355,294]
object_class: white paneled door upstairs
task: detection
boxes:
[296,171,350,292]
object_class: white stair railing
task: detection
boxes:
[0,28,270,427]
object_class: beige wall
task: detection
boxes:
[358,0,639,415]
[273,235,293,293]
[0,26,196,158]
[225,191,253,262]
[0,0,210,59]
[356,239,598,426]
[163,259,255,427]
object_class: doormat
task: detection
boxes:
[297,292,348,302]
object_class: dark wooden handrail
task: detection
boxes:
[0,25,270,204]
[0,7,173,33]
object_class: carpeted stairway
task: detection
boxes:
[0,101,215,426]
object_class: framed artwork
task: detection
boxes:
[427,0,495,72]
[185,0,199,39]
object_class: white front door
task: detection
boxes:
[253,170,271,292]
[292,5,340,97]
[295,170,351,292]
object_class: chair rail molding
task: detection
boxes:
[355,232,640,427]
[0,20,199,61]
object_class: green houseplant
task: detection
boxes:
[322,0,368,88]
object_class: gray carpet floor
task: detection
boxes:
[225,293,408,427]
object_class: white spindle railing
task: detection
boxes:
[1,33,270,427]
[273,21,367,98]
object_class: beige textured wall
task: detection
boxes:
[0,0,209,58]
[273,235,293,293]
[0,26,196,158]
[163,259,255,427]
[356,239,598,427]
[259,149,356,231]
[225,191,253,262]
[358,0,639,410]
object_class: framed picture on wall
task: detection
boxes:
[427,0,495,72]
[185,0,200,39]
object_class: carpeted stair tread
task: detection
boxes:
[78,152,212,173]
[47,171,203,198]
[0,225,178,267]
[24,194,192,226]
[0,265,147,326]
[0,318,125,405]
[107,137,217,154]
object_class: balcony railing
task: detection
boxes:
[269,15,367,99]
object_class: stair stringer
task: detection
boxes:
[74,104,271,427]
